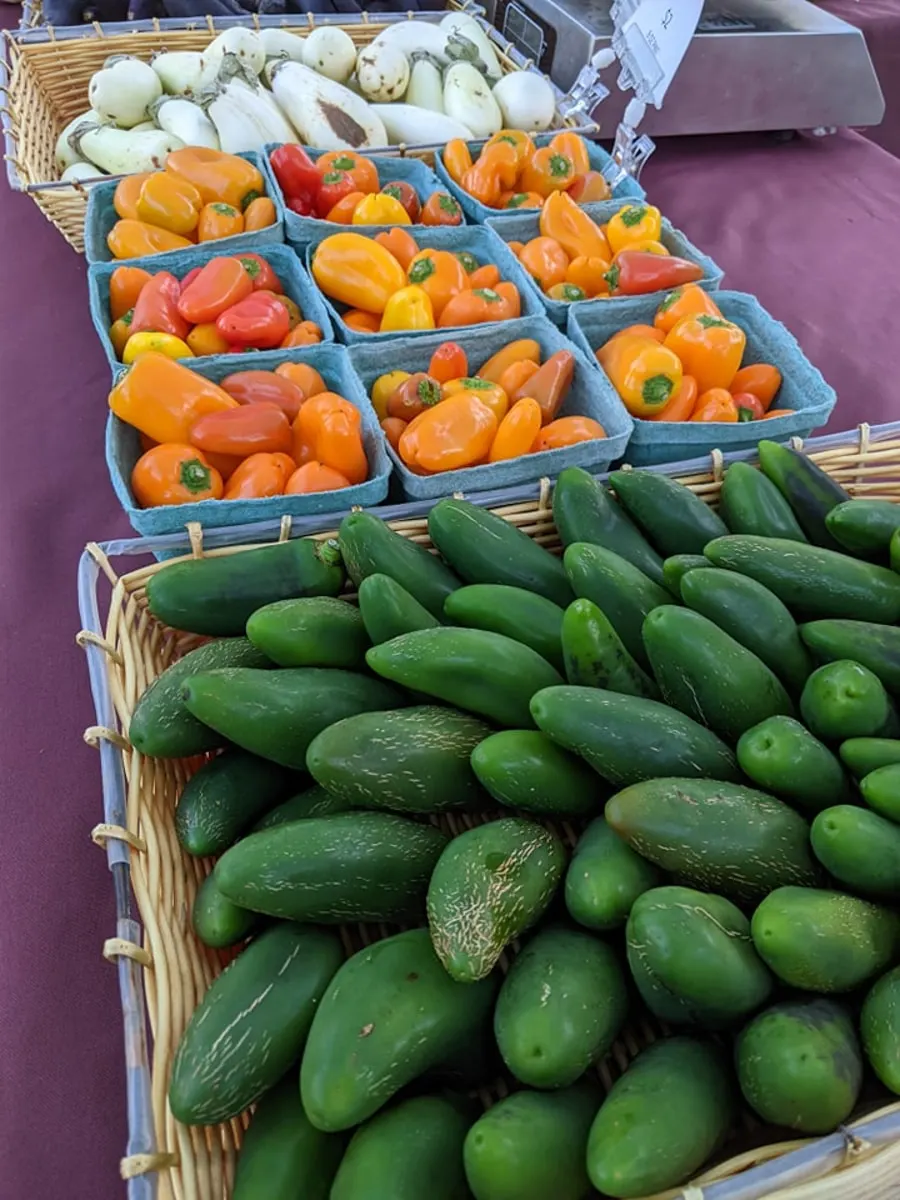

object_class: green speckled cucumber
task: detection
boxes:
[751,887,900,992]
[719,460,808,542]
[757,439,850,549]
[445,584,564,671]
[246,596,368,668]
[801,620,900,696]
[861,966,900,1093]
[861,764,900,822]
[842,739,900,780]
[565,817,661,931]
[737,716,851,812]
[306,706,490,813]
[561,598,659,699]
[494,926,627,1088]
[587,1038,734,1199]
[811,806,900,897]
[191,872,257,949]
[826,499,900,556]
[606,779,820,904]
[357,573,440,644]
[661,554,708,596]
[470,729,602,817]
[169,922,343,1125]
[800,660,899,741]
[339,511,460,619]
[736,999,863,1133]
[427,818,566,983]
[252,784,352,831]
[609,469,729,556]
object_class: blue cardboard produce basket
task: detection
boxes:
[434,132,645,226]
[84,151,285,266]
[486,200,725,328]
[307,223,541,345]
[88,242,332,372]
[349,315,632,500]
[567,290,837,467]
[266,144,454,249]
[106,342,390,539]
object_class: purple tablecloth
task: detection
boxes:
[3,68,900,1195]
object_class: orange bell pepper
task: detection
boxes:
[606,323,665,347]
[654,284,722,335]
[113,173,152,221]
[190,403,293,457]
[380,285,435,332]
[166,148,264,210]
[178,257,254,325]
[540,191,611,261]
[691,388,739,422]
[729,363,782,410]
[565,255,610,298]
[503,192,543,211]
[510,349,575,424]
[442,378,509,422]
[429,342,468,385]
[313,232,407,314]
[244,196,277,231]
[519,236,569,291]
[285,462,352,494]
[343,309,381,334]
[598,334,684,417]
[407,249,468,318]
[109,352,238,444]
[110,266,152,322]
[489,397,542,462]
[648,374,699,422]
[130,272,190,341]
[375,227,419,270]
[224,452,294,500]
[381,417,407,452]
[401,393,497,472]
[664,314,747,393]
[479,339,541,385]
[438,287,508,328]
[317,151,379,195]
[352,193,411,226]
[131,443,223,508]
[463,142,519,208]
[567,171,611,203]
[485,130,536,169]
[107,220,193,260]
[534,415,607,451]
[276,362,327,397]
[421,192,463,226]
[295,394,367,483]
[136,173,202,236]
[109,311,134,359]
[494,282,521,320]
[281,321,323,348]
[606,204,663,254]
[546,283,585,303]
[498,358,540,397]
[548,131,591,176]
[325,191,366,224]
[187,323,231,357]
[519,147,576,197]
[221,370,306,420]
[387,373,443,421]
[443,138,473,185]
[197,202,244,242]
[468,264,501,290]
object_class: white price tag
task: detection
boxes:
[614,0,704,107]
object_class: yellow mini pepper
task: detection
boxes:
[109,352,237,443]
[312,232,408,315]
[352,193,411,226]
[122,332,194,365]
[606,204,663,254]
[371,370,410,420]
[135,173,202,236]
[379,285,435,333]
[597,333,683,417]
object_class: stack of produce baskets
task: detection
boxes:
[78,422,900,1200]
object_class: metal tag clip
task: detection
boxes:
[606,98,656,187]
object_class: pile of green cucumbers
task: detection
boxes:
[130,437,900,1200]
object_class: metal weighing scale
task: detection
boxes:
[486,0,885,136]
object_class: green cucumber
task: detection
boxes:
[705,534,900,622]
[892,526,900,572]
[306,706,490,814]
[191,872,257,949]
[643,606,794,744]
[861,966,900,1093]
[366,628,562,729]
[470,729,602,817]
[252,784,352,831]
[861,764,900,821]
[811,806,900,897]
[552,466,667,589]
[147,538,345,636]
[565,817,661,931]
[233,1076,346,1200]
[561,598,659,699]
[758,439,850,549]
[606,779,820,904]
[719,460,808,541]
[181,668,406,770]
[531,687,741,787]
[128,637,272,758]
[609,468,728,556]
[842,739,900,779]
[661,553,708,596]
[464,1084,600,1200]
[301,928,497,1132]
[626,886,773,1027]
[801,619,900,696]
[800,660,899,741]
[680,567,813,695]
[737,716,850,812]
[563,542,670,670]
[339,511,460,619]
[169,922,343,1125]
[427,818,566,982]
[495,926,627,1088]
[246,596,368,668]
[428,498,573,608]
[444,584,564,671]
[751,886,900,991]
[174,748,295,857]
[587,1038,733,1199]
[357,573,440,644]
[215,812,447,923]
[826,499,900,556]
[331,1095,473,1200]
[736,1000,862,1134]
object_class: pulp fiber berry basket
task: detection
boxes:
[77,421,900,1200]
[348,315,633,500]
[568,290,838,467]
[83,150,285,266]
[485,200,725,329]
[106,342,391,540]
[87,241,333,372]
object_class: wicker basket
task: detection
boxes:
[1,5,596,253]
[77,422,900,1200]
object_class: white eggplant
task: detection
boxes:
[443,62,502,138]
[441,12,503,80]
[302,27,357,84]
[55,109,106,172]
[356,42,410,103]
[150,96,219,150]
[259,28,306,64]
[207,78,297,154]
[150,50,205,97]
[88,55,162,129]
[370,103,473,145]
[370,21,449,66]
[270,60,387,150]
[61,161,108,188]
[201,28,266,85]
[130,120,157,132]
[406,53,444,112]
[492,71,557,132]
[72,123,183,175]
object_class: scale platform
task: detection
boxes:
[487,0,885,136]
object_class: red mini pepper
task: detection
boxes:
[233,253,283,294]
[316,170,358,218]
[130,272,190,341]
[220,370,307,420]
[177,256,254,324]
[287,195,316,217]
[179,267,202,293]
[190,403,293,457]
[605,252,704,296]
[216,291,292,349]
[270,145,321,206]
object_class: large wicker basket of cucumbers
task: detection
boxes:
[78,424,900,1200]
